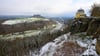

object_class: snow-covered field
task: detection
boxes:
[2,18,49,25]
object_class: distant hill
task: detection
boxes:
[0,15,32,19]
[32,15,45,18]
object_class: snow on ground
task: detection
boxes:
[39,42,57,56]
[2,18,49,25]
[76,40,88,48]
[29,32,99,56]
[76,38,98,56]
[68,38,97,56]
[81,49,98,56]
[38,33,70,56]
[30,32,71,56]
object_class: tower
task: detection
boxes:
[75,8,86,20]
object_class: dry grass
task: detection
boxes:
[53,41,86,56]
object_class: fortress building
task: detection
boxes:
[75,8,87,20]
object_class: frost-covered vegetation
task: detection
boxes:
[2,18,49,25]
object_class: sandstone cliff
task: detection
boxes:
[70,17,100,54]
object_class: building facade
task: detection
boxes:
[75,8,86,20]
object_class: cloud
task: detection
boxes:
[93,0,100,4]
[0,0,99,16]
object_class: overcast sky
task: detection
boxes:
[0,0,100,17]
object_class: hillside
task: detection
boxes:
[0,17,69,56]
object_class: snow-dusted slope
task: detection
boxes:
[30,32,70,56]
[29,32,99,56]
[80,39,98,56]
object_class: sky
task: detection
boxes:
[0,0,100,17]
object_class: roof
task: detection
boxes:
[78,8,84,12]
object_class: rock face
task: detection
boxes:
[70,18,100,55]
[70,18,100,36]
[70,18,89,34]
[96,39,100,54]
[70,4,100,55]
[87,18,100,35]
[86,18,100,55]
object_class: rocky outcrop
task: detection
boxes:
[86,18,100,35]
[70,17,100,55]
[96,38,100,54]
[70,18,89,34]
[70,18,100,35]
[86,19,100,55]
